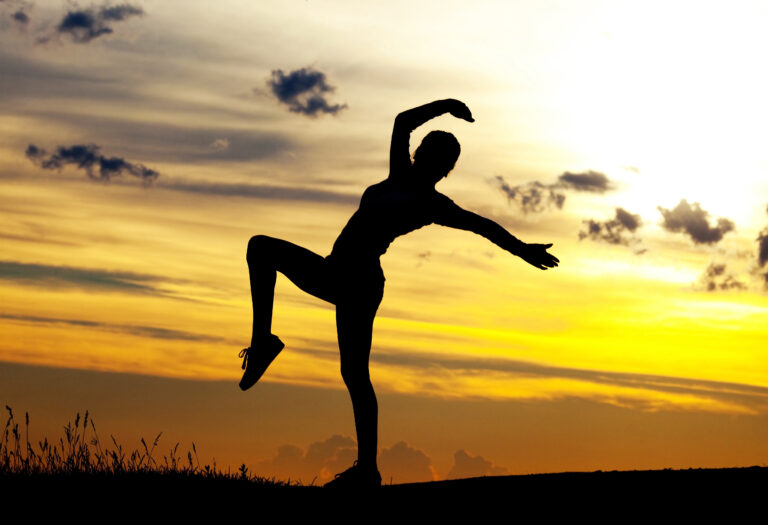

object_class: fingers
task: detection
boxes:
[448,100,474,122]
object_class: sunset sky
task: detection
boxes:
[2,0,768,484]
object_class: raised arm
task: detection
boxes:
[435,200,559,270]
[389,99,474,178]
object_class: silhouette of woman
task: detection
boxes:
[240,99,559,488]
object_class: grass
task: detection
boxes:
[0,405,292,487]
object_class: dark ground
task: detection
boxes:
[3,466,765,518]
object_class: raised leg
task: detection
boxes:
[247,235,334,347]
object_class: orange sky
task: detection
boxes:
[2,1,768,483]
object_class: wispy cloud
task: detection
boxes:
[579,207,643,248]
[0,260,176,297]
[373,350,768,413]
[658,199,734,245]
[0,313,228,343]
[26,144,159,183]
[159,180,359,205]
[494,177,565,214]
[266,67,347,117]
[292,344,768,413]
[494,170,612,214]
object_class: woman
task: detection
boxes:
[240,99,559,488]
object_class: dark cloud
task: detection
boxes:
[379,441,436,483]
[266,67,347,117]
[755,222,768,286]
[0,313,227,343]
[11,9,28,25]
[557,170,612,193]
[760,231,768,268]
[494,170,612,214]
[658,200,734,245]
[699,263,747,292]
[446,449,508,480]
[54,3,143,44]
[0,260,175,296]
[579,207,643,247]
[26,143,159,183]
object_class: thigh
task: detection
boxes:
[253,236,336,303]
[336,303,377,377]
[335,282,383,372]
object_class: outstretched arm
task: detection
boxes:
[389,99,474,178]
[436,201,559,270]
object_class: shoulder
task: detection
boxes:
[430,190,458,208]
[428,191,462,221]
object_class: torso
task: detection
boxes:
[328,178,455,265]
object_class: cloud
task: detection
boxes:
[379,441,437,484]
[557,170,612,193]
[11,8,28,25]
[579,207,643,247]
[159,180,359,205]
[658,199,734,245]
[446,449,508,480]
[209,138,230,152]
[494,177,565,214]
[362,348,768,413]
[255,435,356,484]
[266,67,347,117]
[9,107,294,163]
[494,170,612,214]
[0,260,176,297]
[256,437,438,484]
[755,215,768,286]
[698,263,747,292]
[0,313,228,343]
[759,228,768,268]
[53,3,144,44]
[26,143,159,183]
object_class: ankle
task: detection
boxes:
[250,332,273,347]
[356,459,378,471]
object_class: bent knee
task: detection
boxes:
[247,235,273,263]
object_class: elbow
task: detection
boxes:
[394,112,413,131]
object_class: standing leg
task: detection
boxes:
[325,294,382,488]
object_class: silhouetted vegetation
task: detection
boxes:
[0,405,290,487]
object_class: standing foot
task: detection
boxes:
[324,461,382,489]
[238,334,284,391]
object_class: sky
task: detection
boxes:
[2,0,768,484]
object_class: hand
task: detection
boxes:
[445,99,474,122]
[518,243,559,270]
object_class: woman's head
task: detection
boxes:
[413,130,460,184]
